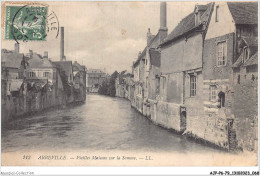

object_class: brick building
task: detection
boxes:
[203,2,258,151]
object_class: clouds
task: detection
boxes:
[2,1,208,74]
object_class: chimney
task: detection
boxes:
[60,27,66,61]
[138,51,142,58]
[160,2,167,29]
[147,28,153,45]
[29,50,33,59]
[159,2,168,44]
[43,51,48,58]
[14,43,19,53]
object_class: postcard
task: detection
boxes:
[1,1,258,174]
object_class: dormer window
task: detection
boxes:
[194,7,202,26]
[215,5,219,22]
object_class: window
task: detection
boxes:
[215,5,219,22]
[190,74,196,97]
[29,72,35,78]
[162,77,166,89]
[242,47,249,63]
[218,91,225,108]
[209,85,217,101]
[237,74,240,84]
[217,41,227,66]
[156,77,160,94]
[43,72,49,77]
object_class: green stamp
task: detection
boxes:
[5,5,47,42]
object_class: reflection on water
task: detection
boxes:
[2,94,225,153]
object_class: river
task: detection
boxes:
[2,94,225,154]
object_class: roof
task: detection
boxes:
[161,3,213,46]
[148,33,160,48]
[133,47,147,67]
[27,54,53,68]
[232,54,243,68]
[52,61,73,76]
[133,29,161,67]
[9,79,23,92]
[1,53,24,69]
[243,37,258,47]
[233,51,258,68]
[233,36,258,68]
[244,52,258,67]
[149,49,160,67]
[73,61,86,72]
[227,2,258,25]
[86,69,105,74]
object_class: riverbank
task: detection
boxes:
[1,80,86,125]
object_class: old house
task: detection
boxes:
[26,52,57,84]
[1,53,25,80]
[203,2,258,150]
[115,71,133,100]
[1,43,27,123]
[53,61,74,103]
[1,44,25,87]
[24,51,66,111]
[115,70,126,98]
[132,50,146,113]
[86,69,106,93]
[72,61,87,102]
[203,2,258,151]
[122,72,134,101]
[158,3,214,133]
[1,52,26,97]
[132,2,167,114]
[145,48,161,119]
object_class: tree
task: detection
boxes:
[98,71,118,97]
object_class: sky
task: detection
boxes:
[2,1,208,74]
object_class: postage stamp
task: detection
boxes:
[5,5,47,42]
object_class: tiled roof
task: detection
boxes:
[161,3,213,46]
[1,53,24,69]
[149,49,160,67]
[27,54,53,68]
[233,51,258,68]
[227,2,258,25]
